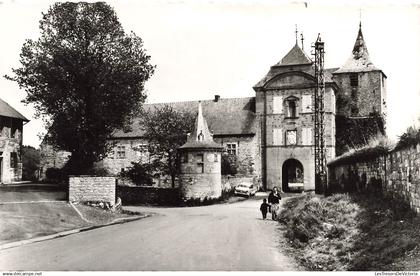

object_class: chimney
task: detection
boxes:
[214,95,220,102]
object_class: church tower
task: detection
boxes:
[333,23,387,119]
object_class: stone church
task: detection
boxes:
[39,23,386,192]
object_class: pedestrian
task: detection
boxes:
[260,198,270,219]
[268,187,281,220]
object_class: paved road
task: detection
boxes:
[0,198,300,271]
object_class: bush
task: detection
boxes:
[45,167,67,183]
[119,162,154,186]
[221,154,238,175]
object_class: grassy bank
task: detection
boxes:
[0,202,134,245]
[278,193,420,271]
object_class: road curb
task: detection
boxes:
[0,213,151,251]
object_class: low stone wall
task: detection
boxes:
[116,185,180,206]
[69,176,116,204]
[328,143,420,214]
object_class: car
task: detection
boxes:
[234,183,258,197]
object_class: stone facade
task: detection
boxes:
[328,143,420,214]
[214,135,260,176]
[333,70,386,117]
[69,176,116,204]
[0,116,26,184]
[178,103,223,200]
[39,144,71,180]
[254,47,336,192]
[179,151,222,200]
[99,138,149,175]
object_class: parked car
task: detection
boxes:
[234,183,258,197]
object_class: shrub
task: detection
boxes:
[119,162,154,186]
[221,154,238,175]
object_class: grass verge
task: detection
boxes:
[278,193,420,271]
[0,202,139,245]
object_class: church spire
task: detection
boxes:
[335,23,378,73]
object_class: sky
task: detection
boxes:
[0,0,419,148]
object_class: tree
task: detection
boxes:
[6,2,154,174]
[140,105,195,188]
[22,145,40,181]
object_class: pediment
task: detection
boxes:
[265,72,315,89]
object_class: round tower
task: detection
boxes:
[178,102,223,200]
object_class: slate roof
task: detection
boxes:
[0,98,29,121]
[335,24,380,74]
[274,44,313,66]
[112,97,257,138]
[179,102,223,150]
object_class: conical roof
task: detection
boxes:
[179,102,223,150]
[274,43,313,66]
[335,24,379,73]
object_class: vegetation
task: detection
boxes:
[335,114,385,156]
[22,145,40,181]
[279,193,420,271]
[6,2,154,175]
[395,126,420,151]
[221,154,238,175]
[119,162,155,186]
[140,105,195,188]
[328,135,391,166]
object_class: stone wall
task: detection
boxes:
[117,186,180,206]
[214,135,260,176]
[328,143,420,214]
[100,138,149,175]
[179,151,222,200]
[69,176,116,204]
[333,71,386,117]
[39,144,70,181]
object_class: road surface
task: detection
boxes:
[0,197,300,271]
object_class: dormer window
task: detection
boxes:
[197,130,204,141]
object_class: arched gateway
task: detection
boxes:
[282,159,304,192]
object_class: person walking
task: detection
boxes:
[268,187,281,220]
[259,198,270,219]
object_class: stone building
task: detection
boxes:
[0,98,28,184]
[178,102,223,200]
[39,24,386,192]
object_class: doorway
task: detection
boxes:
[282,159,304,192]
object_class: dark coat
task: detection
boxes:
[268,191,281,204]
[260,203,270,213]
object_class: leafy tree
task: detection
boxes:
[5,2,154,174]
[140,105,195,188]
[22,145,40,180]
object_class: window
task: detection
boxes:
[286,130,297,145]
[116,145,126,159]
[302,128,312,145]
[301,95,312,113]
[286,99,298,118]
[196,153,204,173]
[273,96,283,113]
[10,152,18,168]
[214,154,218,162]
[273,128,283,145]
[181,153,188,163]
[226,143,237,155]
[350,74,358,87]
